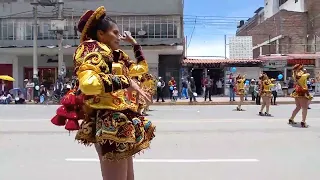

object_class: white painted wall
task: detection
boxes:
[279,0,306,12]
[264,0,306,19]
[264,0,279,19]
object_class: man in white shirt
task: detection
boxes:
[271,81,281,105]
[216,79,223,96]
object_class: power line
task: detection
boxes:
[187,17,197,49]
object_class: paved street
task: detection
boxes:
[153,96,320,105]
[1,104,320,180]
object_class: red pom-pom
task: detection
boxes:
[65,119,80,131]
[56,106,79,120]
[60,93,77,106]
[56,106,66,115]
[51,115,66,126]
[76,94,85,105]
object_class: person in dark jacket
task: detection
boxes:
[188,77,197,102]
[180,78,188,99]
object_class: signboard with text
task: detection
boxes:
[262,60,287,69]
[287,59,315,67]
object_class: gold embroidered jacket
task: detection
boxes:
[293,70,310,92]
[74,40,148,111]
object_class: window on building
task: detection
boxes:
[2,16,180,41]
[25,22,33,40]
[5,20,15,40]
[42,22,51,40]
[2,20,8,40]
[0,20,2,40]
[295,0,298,3]
[279,0,288,6]
[114,15,179,39]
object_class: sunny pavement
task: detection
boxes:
[0,104,320,180]
[153,96,320,105]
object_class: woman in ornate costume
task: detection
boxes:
[288,64,312,127]
[50,6,155,180]
[135,75,149,115]
[140,73,156,114]
[258,73,273,116]
[235,74,246,111]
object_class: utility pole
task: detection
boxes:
[224,34,227,59]
[57,0,65,78]
[31,0,38,80]
[30,0,40,101]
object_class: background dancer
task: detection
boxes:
[235,74,246,111]
[141,73,156,113]
[288,64,312,127]
[259,74,273,116]
[50,6,155,180]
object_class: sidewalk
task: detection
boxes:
[153,96,320,105]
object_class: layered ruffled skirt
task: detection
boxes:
[236,89,244,95]
[261,91,272,97]
[290,86,313,100]
[51,91,155,161]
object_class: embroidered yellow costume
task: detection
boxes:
[50,6,155,161]
[236,75,246,95]
[260,74,274,97]
[140,73,156,112]
[290,64,313,100]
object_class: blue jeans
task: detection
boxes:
[229,88,235,101]
[181,87,188,99]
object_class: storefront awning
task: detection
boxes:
[182,58,262,65]
[257,54,320,61]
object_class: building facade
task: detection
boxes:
[236,0,320,58]
[236,0,320,82]
[0,0,184,89]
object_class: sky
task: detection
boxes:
[184,0,264,58]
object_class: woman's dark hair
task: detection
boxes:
[87,15,117,40]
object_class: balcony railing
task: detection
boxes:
[0,15,181,41]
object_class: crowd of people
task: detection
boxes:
[155,76,198,103]
[0,80,26,104]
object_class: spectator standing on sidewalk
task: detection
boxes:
[25,79,35,102]
[172,87,178,102]
[228,77,235,101]
[180,78,188,99]
[271,80,281,105]
[168,77,176,100]
[249,79,255,101]
[156,77,165,102]
[255,80,261,105]
[188,77,197,102]
[204,76,212,101]
[216,79,223,96]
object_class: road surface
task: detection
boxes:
[0,104,320,180]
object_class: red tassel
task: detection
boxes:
[56,106,79,120]
[76,94,85,105]
[60,93,77,106]
[65,119,80,131]
[51,115,66,126]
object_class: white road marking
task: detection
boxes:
[65,158,259,163]
[0,118,318,123]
